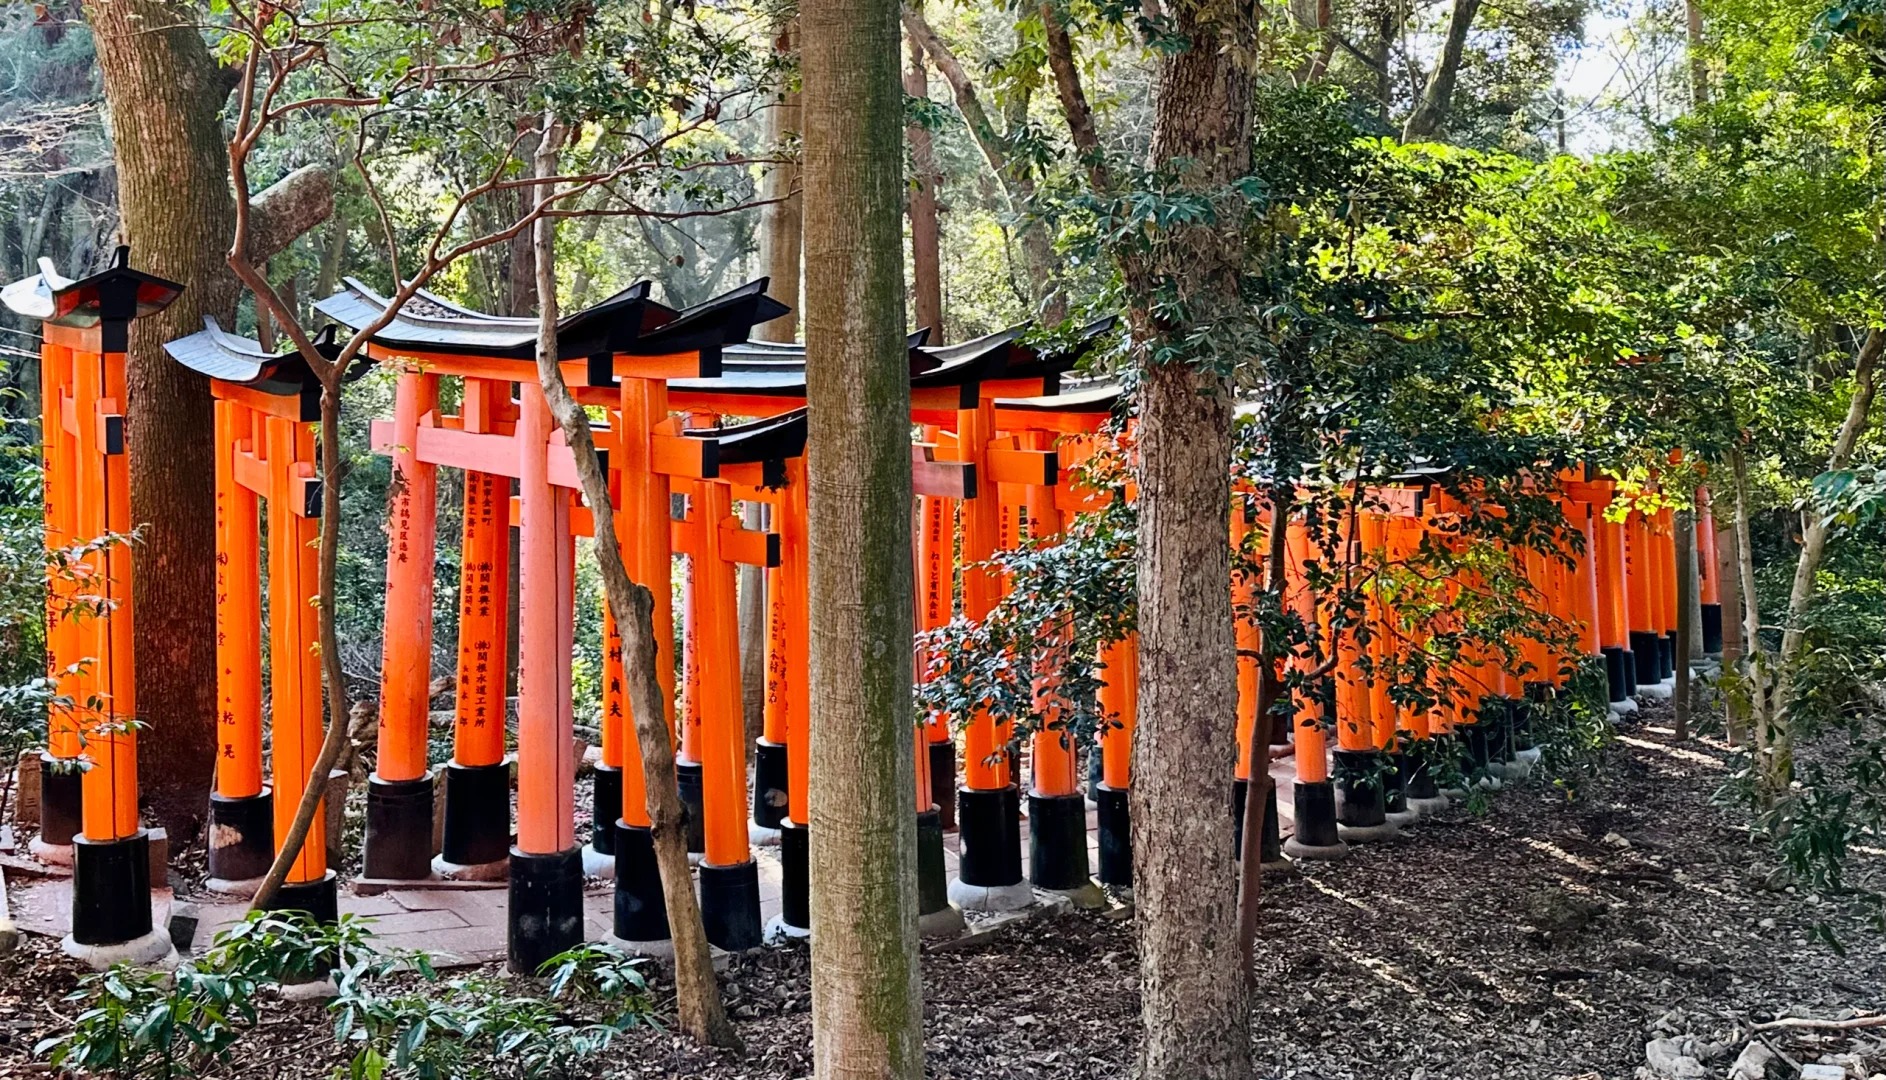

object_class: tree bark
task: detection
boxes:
[1401,0,1482,140]
[84,0,244,841]
[757,20,803,341]
[1717,496,1746,745]
[1673,508,1694,741]
[526,121,738,1051]
[85,0,336,840]
[1121,0,1256,1071]
[1040,1,1110,195]
[1765,328,1883,794]
[902,5,1063,320]
[802,0,926,1068]
[905,29,945,341]
[1684,0,1709,111]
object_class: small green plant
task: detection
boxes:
[36,963,257,1079]
[36,910,382,1077]
[332,940,657,1080]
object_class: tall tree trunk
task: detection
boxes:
[905,29,945,341]
[85,0,239,841]
[526,121,738,1051]
[1684,0,1709,110]
[1401,0,1482,140]
[902,6,1063,320]
[1122,0,1256,1072]
[1766,328,1883,795]
[743,20,803,747]
[85,1,333,840]
[1673,508,1694,741]
[802,0,926,1069]
[1717,494,1746,746]
[757,20,804,340]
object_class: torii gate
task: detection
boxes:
[317,276,785,971]
[2,248,181,966]
[163,320,373,920]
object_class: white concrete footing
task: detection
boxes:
[28,839,72,866]
[947,877,1035,913]
[1336,822,1400,844]
[918,906,968,938]
[61,927,175,971]
[1385,809,1422,829]
[203,875,266,898]
[1283,837,1349,861]
[277,978,340,1002]
[578,845,615,879]
[1406,795,1452,816]
[762,915,811,944]
[1040,881,1107,910]
[431,854,509,882]
[609,934,678,959]
[1609,698,1639,716]
[1639,679,1675,700]
[748,823,782,847]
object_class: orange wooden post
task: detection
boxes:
[264,416,331,898]
[436,375,513,876]
[1094,633,1137,883]
[1656,507,1679,669]
[1233,502,1263,784]
[752,533,792,832]
[365,366,441,881]
[1625,510,1662,685]
[677,553,706,854]
[510,380,583,970]
[206,398,272,890]
[680,478,764,949]
[1697,488,1723,653]
[609,374,678,948]
[1592,490,1636,701]
[1022,435,1088,894]
[1285,511,1345,857]
[777,458,813,935]
[916,478,957,827]
[35,338,84,858]
[950,395,1029,910]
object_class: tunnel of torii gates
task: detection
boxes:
[6,251,1719,970]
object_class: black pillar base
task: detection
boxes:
[440,760,511,867]
[779,820,810,933]
[1601,646,1629,703]
[1517,684,1551,752]
[917,809,951,915]
[1027,792,1089,891]
[261,869,341,926]
[751,739,789,831]
[1660,632,1677,680]
[1261,783,1282,861]
[39,753,81,847]
[590,764,621,855]
[1383,752,1411,814]
[1485,699,1515,764]
[1333,749,1388,828]
[928,740,957,831]
[1702,603,1724,654]
[1095,783,1132,886]
[1629,631,1661,685]
[700,861,763,951]
[364,772,436,880]
[206,789,275,883]
[1405,753,1440,800]
[1462,715,1492,774]
[1293,779,1341,848]
[612,822,669,943]
[71,832,153,946]
[508,846,584,975]
[675,760,706,855]
[955,785,1023,888]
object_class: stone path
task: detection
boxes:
[4,759,1303,964]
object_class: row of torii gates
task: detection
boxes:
[7,251,1713,970]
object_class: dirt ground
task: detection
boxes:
[5,700,1885,1079]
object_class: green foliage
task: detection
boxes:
[333,942,655,1080]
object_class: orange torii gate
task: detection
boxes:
[163,321,372,921]
[3,249,181,966]
[316,276,785,971]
